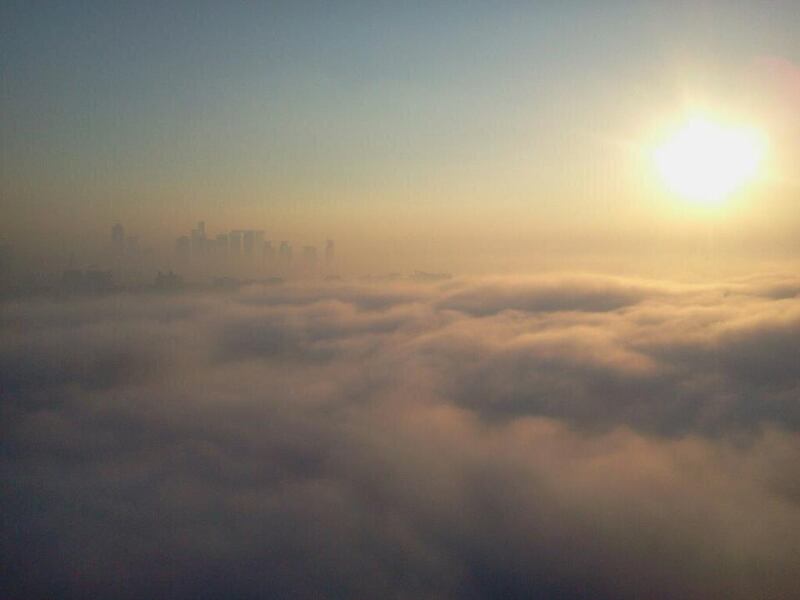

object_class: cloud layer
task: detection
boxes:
[2,274,800,599]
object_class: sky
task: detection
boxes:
[3,1,800,273]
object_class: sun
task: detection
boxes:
[652,116,766,205]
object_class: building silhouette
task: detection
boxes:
[325,240,335,265]
[216,233,229,256]
[235,230,265,258]
[170,220,339,280]
[279,241,292,264]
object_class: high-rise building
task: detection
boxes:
[279,241,292,263]
[240,230,265,257]
[216,233,229,256]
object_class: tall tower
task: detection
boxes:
[279,241,292,264]
[325,240,335,265]
[216,233,229,257]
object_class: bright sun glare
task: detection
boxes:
[653,116,766,205]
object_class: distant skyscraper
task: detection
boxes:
[111,223,125,255]
[279,241,292,263]
[325,240,334,265]
[238,230,264,258]
[216,233,229,257]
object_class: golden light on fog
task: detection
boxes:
[653,116,766,205]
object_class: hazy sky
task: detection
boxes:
[3,1,800,270]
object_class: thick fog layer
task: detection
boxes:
[3,274,800,599]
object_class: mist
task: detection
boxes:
[3,275,800,598]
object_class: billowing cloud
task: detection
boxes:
[2,275,800,599]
